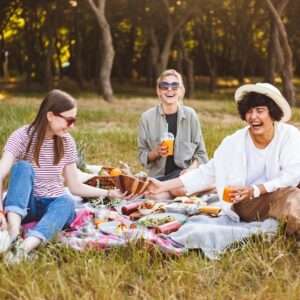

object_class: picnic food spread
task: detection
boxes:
[58,192,223,256]
[67,163,223,252]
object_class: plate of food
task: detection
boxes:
[138,213,186,228]
[99,221,141,236]
[173,196,205,205]
[138,200,155,215]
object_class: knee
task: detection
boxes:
[56,196,75,217]
[65,196,75,212]
[61,196,75,226]
[57,195,75,213]
[12,161,34,179]
[48,195,75,226]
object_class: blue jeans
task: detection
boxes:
[4,161,76,241]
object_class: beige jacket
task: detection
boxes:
[137,104,208,177]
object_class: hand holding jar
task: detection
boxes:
[159,132,174,157]
[222,175,251,203]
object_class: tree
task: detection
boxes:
[219,0,263,83]
[148,0,197,78]
[0,0,20,78]
[85,0,115,101]
[177,29,194,98]
[265,0,296,106]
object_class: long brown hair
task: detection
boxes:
[25,89,77,166]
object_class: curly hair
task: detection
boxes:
[237,92,283,121]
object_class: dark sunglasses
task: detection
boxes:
[159,81,180,91]
[55,113,77,127]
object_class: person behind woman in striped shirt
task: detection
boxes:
[0,89,127,263]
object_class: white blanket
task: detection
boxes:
[169,213,278,259]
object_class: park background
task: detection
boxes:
[1,0,300,299]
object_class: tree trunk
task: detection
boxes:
[264,18,276,84]
[159,30,176,73]
[71,6,84,89]
[265,0,296,106]
[43,41,54,91]
[150,28,160,85]
[124,25,136,78]
[196,26,217,93]
[43,2,57,91]
[2,50,8,78]
[86,0,115,101]
[146,42,153,87]
[178,30,194,99]
[154,0,195,74]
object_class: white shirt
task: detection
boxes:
[180,123,300,214]
[245,132,270,185]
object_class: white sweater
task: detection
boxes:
[181,123,300,207]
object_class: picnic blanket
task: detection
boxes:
[59,207,185,254]
[168,212,278,259]
[58,196,279,259]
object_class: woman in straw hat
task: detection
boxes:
[147,83,300,239]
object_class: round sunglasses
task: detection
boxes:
[55,113,77,127]
[159,81,180,91]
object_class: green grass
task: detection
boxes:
[1,91,300,299]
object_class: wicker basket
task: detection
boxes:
[84,166,115,189]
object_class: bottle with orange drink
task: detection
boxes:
[160,132,175,156]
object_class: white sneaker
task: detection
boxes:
[0,230,11,254]
[4,237,37,265]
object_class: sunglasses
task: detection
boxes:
[55,113,77,127]
[159,81,180,91]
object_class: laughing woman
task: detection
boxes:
[138,69,208,197]
[0,90,125,263]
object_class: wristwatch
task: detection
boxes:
[251,185,260,198]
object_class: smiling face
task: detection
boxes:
[46,107,77,138]
[245,106,275,138]
[157,74,183,107]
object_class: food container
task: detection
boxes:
[94,205,109,227]
[138,200,155,215]
[199,206,222,216]
[121,200,144,215]
[113,175,150,194]
[154,220,182,234]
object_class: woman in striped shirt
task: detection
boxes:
[0,89,126,263]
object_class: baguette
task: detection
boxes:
[199,206,222,216]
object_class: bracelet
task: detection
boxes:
[0,210,6,217]
[251,185,260,198]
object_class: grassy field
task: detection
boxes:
[1,81,300,299]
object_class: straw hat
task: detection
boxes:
[234,83,291,122]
